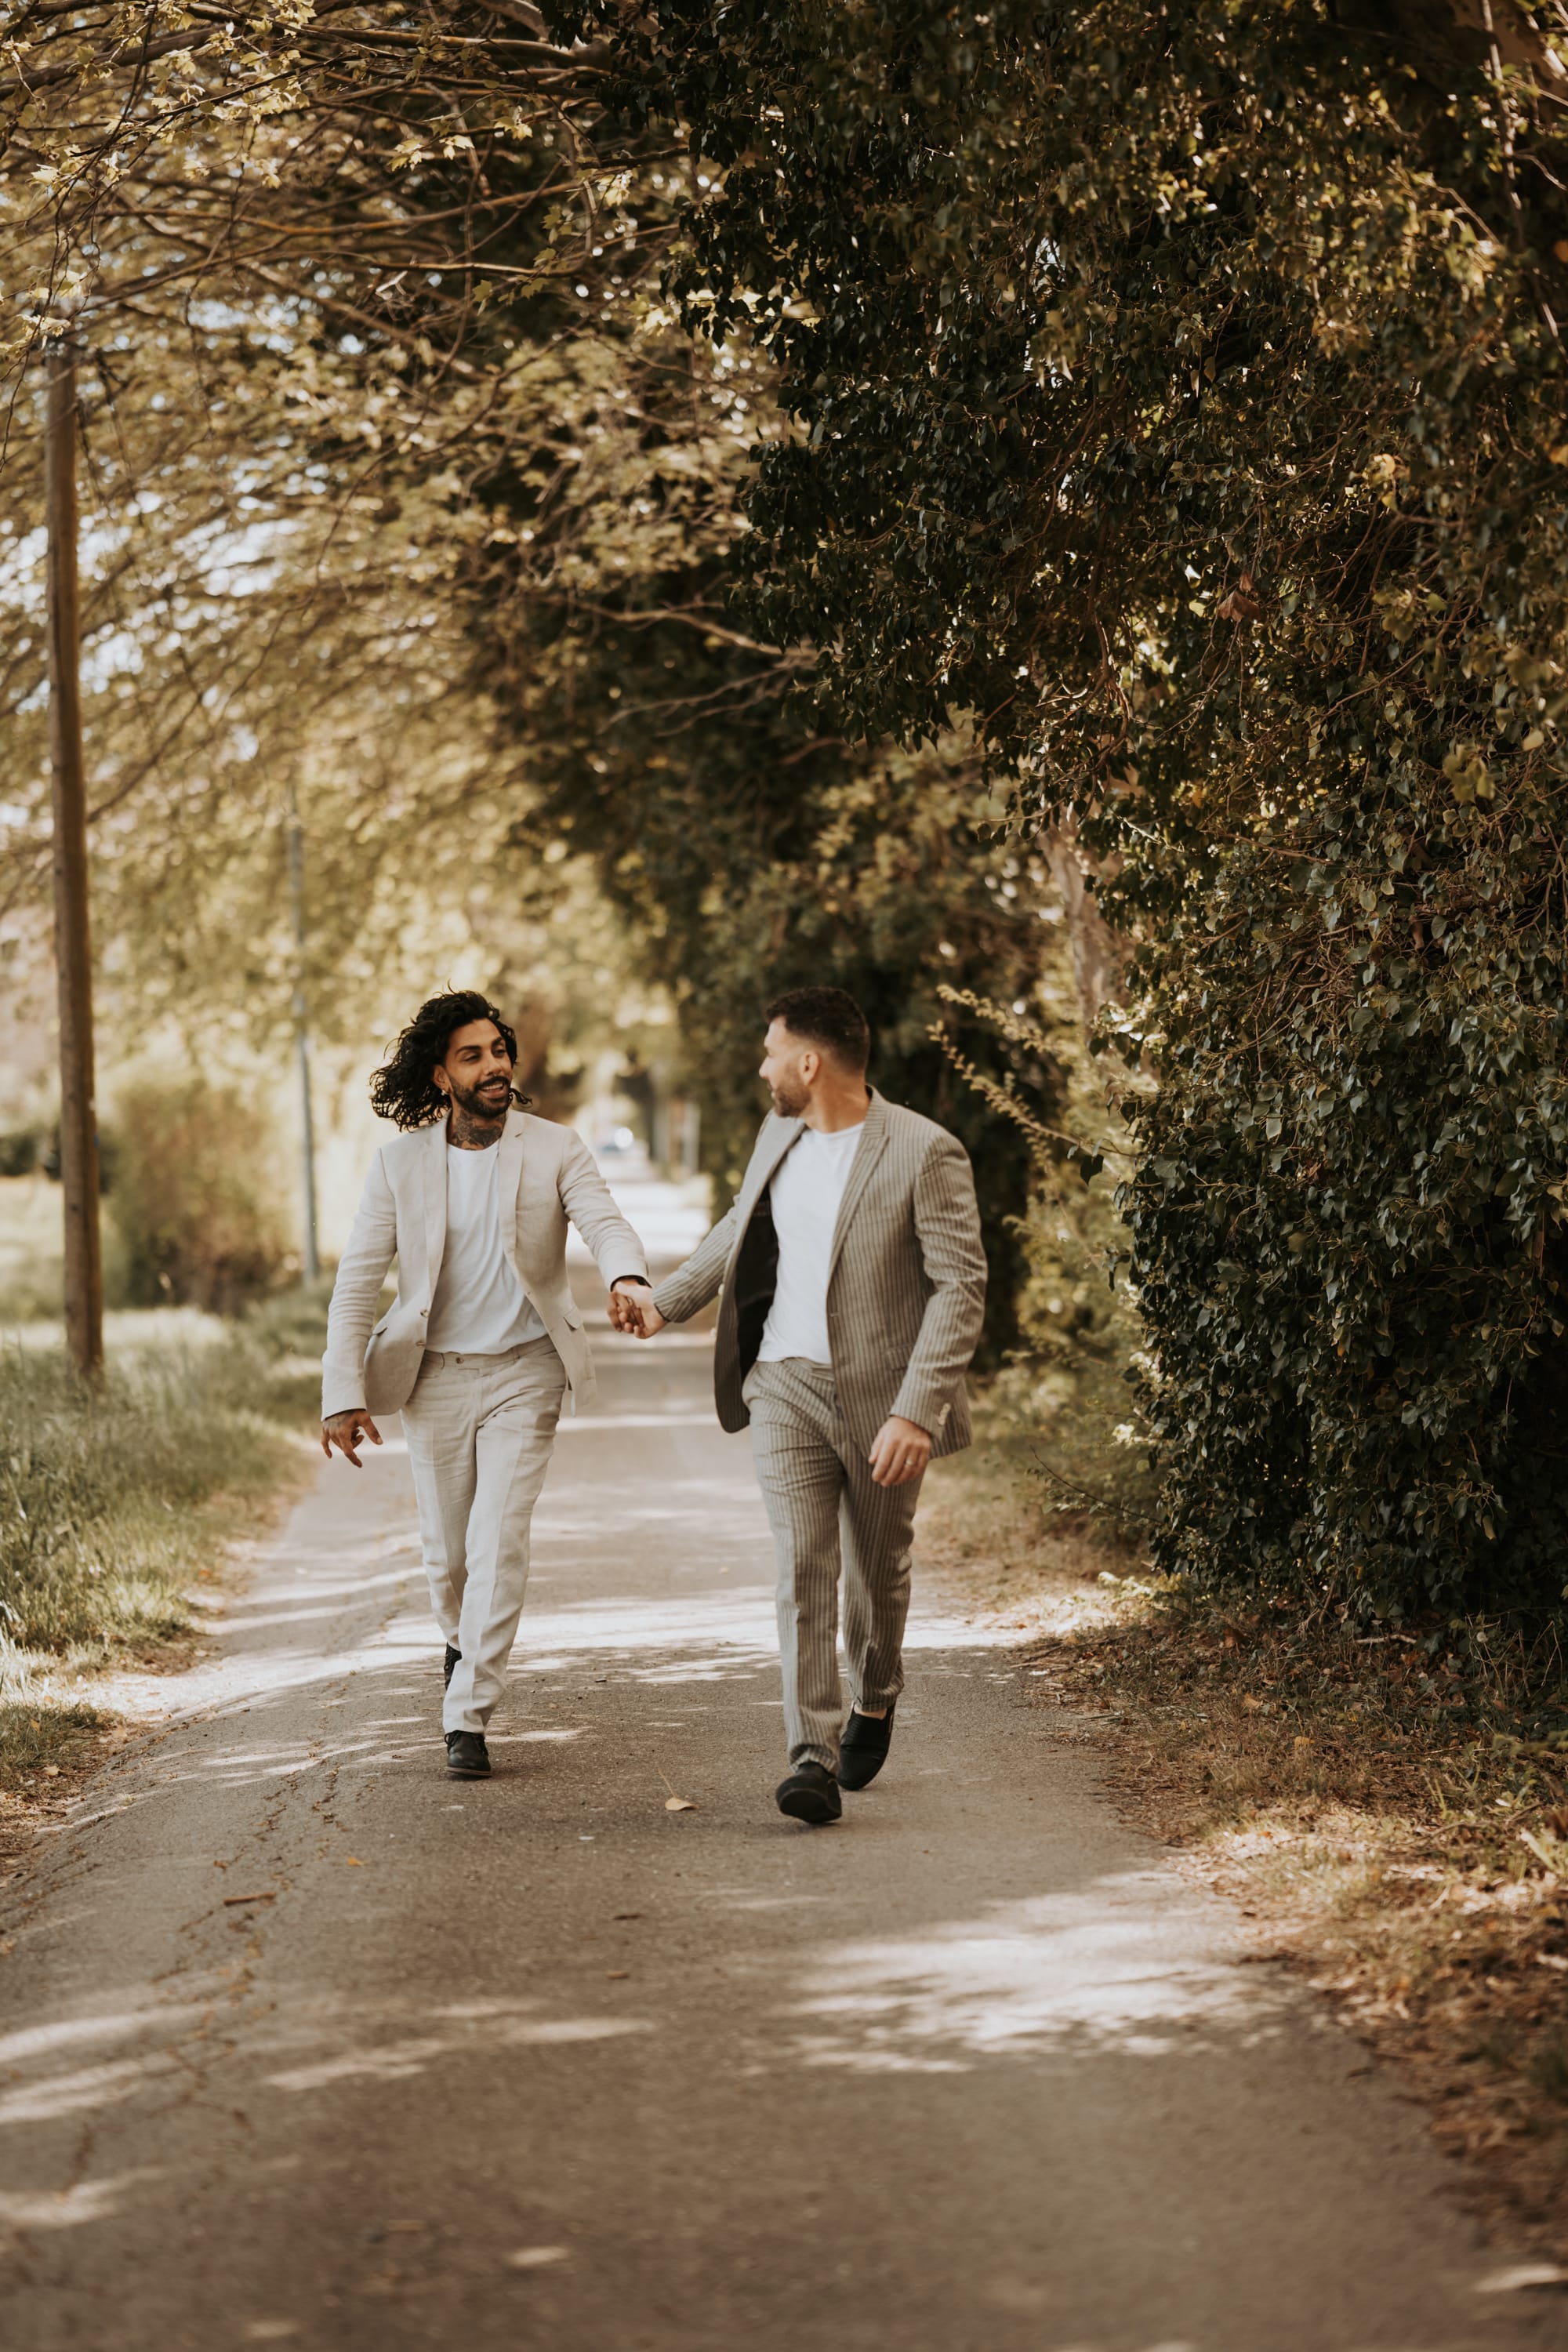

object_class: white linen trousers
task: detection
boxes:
[400,1335,568,1734]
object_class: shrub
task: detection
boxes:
[0,1128,40,1179]
[110,1079,291,1312]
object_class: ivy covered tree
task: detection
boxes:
[558,0,1568,1618]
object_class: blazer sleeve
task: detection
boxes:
[321,1149,398,1419]
[557,1132,650,1288]
[649,1197,741,1325]
[890,1132,989,1438]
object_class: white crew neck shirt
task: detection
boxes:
[426,1142,547,1353]
[757,1120,866,1367]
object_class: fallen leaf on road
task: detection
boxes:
[344,1857,364,1866]
[606,1970,630,1980]
[506,2246,568,2271]
[223,1892,276,1907]
[612,1911,642,1921]
[657,1769,696,1811]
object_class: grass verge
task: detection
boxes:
[920,1427,1568,2259]
[0,1286,328,1841]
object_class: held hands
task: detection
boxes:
[609,1279,666,1339]
[321,1408,383,1468]
[868,1414,932,1488]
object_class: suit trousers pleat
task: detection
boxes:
[400,1341,566,1734]
[744,1359,921,1771]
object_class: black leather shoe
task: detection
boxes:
[443,1644,461,1690]
[837,1702,895,1791]
[775,1762,841,1824]
[445,1730,491,1778]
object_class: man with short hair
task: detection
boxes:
[321,989,652,1779]
[612,987,986,1824]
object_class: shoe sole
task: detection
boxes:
[776,1788,840,1824]
[446,1759,491,1778]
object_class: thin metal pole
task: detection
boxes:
[287,808,320,1283]
[45,336,103,1379]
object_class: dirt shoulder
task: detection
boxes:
[918,1439,1568,2267]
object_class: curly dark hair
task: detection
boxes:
[369,990,522,1130]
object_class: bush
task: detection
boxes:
[0,1128,40,1179]
[110,1079,291,1312]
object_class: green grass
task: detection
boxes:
[0,1287,329,1799]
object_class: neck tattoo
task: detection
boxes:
[447,1102,505,1151]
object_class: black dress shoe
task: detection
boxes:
[445,1730,491,1778]
[443,1644,461,1690]
[837,1701,895,1791]
[775,1762,841,1824]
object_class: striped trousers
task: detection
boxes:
[742,1357,921,1772]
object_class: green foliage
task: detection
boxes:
[570,0,1568,1617]
[110,1082,292,1312]
[465,289,1059,1352]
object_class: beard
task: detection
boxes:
[448,1071,514,1122]
[768,1074,808,1119]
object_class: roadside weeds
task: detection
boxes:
[0,1290,329,1875]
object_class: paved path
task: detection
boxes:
[2,1312,1561,2350]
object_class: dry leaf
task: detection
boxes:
[605,1969,630,1980]
[223,1891,276,1907]
[506,2246,568,2271]
[344,1857,364,1866]
[663,1795,696,1813]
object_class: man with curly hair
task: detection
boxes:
[321,989,652,1778]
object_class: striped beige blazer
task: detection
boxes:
[652,1091,986,1457]
[321,1110,648,1421]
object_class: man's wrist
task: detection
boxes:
[612,1276,652,1289]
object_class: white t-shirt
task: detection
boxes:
[426,1143,547,1352]
[757,1121,865,1367]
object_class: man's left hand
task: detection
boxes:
[610,1279,664,1337]
[868,1414,932,1488]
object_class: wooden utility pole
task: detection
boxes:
[287,804,321,1283]
[45,335,104,1380]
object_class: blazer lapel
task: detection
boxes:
[738,1114,803,1225]
[827,1091,889,1284]
[496,1109,527,1278]
[422,1119,448,1299]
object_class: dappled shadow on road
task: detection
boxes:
[780,1875,1286,2073]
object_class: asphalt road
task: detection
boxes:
[2,1306,1562,2350]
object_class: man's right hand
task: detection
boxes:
[608,1288,666,1338]
[321,1408,383,1468]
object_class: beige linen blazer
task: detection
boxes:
[321,1109,648,1420]
[651,1090,986,1458]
